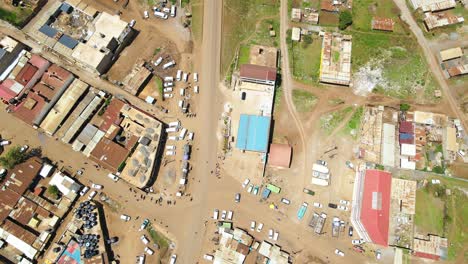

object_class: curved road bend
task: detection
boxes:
[393,0,467,128]
[175,0,222,262]
[279,0,308,174]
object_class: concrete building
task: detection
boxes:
[291,8,302,22]
[413,234,448,260]
[0,36,29,81]
[319,32,352,86]
[257,241,290,264]
[409,0,456,12]
[439,47,463,61]
[26,1,135,75]
[439,47,468,78]
[236,114,271,153]
[291,27,301,41]
[122,59,152,95]
[268,143,292,168]
[214,227,253,264]
[381,123,396,167]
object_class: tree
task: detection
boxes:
[47,185,60,200]
[339,11,353,30]
[400,103,411,112]
[0,146,27,169]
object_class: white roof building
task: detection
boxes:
[400,157,416,170]
[39,163,54,178]
[401,143,416,156]
[381,123,396,167]
[291,27,301,41]
[49,172,81,197]
[258,241,290,264]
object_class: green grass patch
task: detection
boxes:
[320,106,353,133]
[191,0,203,42]
[274,85,283,109]
[0,6,33,27]
[147,224,170,256]
[415,188,445,235]
[238,45,251,66]
[221,0,280,75]
[155,77,163,97]
[292,89,317,112]
[343,106,363,138]
[289,34,322,84]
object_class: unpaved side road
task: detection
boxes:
[393,0,467,129]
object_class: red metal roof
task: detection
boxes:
[0,82,17,101]
[372,17,395,31]
[268,143,292,168]
[15,63,38,86]
[41,64,72,89]
[399,121,414,134]
[239,64,277,82]
[414,252,440,260]
[99,99,125,132]
[360,169,392,246]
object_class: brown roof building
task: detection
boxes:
[239,64,277,85]
[41,64,73,90]
[89,138,131,172]
[372,17,395,31]
[2,219,38,244]
[0,188,21,223]
[15,63,38,86]
[0,157,42,195]
[9,197,37,226]
[321,0,339,12]
[268,143,292,168]
[100,99,126,132]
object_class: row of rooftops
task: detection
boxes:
[439,47,468,78]
[319,32,352,86]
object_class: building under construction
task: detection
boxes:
[319,32,352,86]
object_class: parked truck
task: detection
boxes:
[312,163,329,174]
[297,202,308,220]
[332,217,340,238]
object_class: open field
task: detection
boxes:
[288,34,322,84]
[415,188,445,235]
[191,0,204,42]
[292,89,317,112]
[351,0,405,33]
[221,0,280,75]
[320,106,353,133]
[342,106,363,138]
[0,4,33,27]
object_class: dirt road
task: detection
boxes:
[279,0,307,174]
[393,0,467,128]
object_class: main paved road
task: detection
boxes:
[393,0,467,129]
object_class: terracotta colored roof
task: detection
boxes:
[321,0,338,11]
[268,143,292,168]
[9,197,37,225]
[372,17,395,31]
[100,99,125,132]
[399,121,414,134]
[0,158,42,195]
[15,63,38,86]
[89,138,130,171]
[2,219,38,244]
[414,252,440,260]
[0,188,21,223]
[360,169,392,246]
[239,64,277,82]
[28,54,50,70]
[447,66,462,77]
[41,64,71,89]
[33,82,56,100]
[0,82,17,101]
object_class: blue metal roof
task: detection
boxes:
[0,48,7,60]
[60,3,73,13]
[236,114,270,152]
[39,25,58,38]
[58,34,79,49]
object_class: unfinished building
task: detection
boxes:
[319,32,352,86]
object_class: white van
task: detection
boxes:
[140,235,149,245]
[144,11,149,19]
[169,254,177,264]
[193,72,198,82]
[166,150,175,156]
[163,87,173,93]
[188,132,194,141]
[120,214,131,221]
[162,60,176,70]
[164,76,174,82]
[227,210,233,220]
[168,136,178,141]
[129,19,136,28]
[144,247,154,255]
[170,5,176,17]
[179,128,187,140]
[165,127,178,133]
[213,209,219,219]
[163,93,173,99]
[182,72,188,82]
[154,11,168,19]
[154,57,163,66]
[168,121,180,127]
[166,145,176,150]
[137,255,145,264]
[179,88,185,96]
[176,70,182,81]
[178,100,184,108]
[164,82,174,87]
[194,86,199,93]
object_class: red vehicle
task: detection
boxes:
[353,245,365,253]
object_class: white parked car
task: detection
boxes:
[247,184,253,193]
[339,200,350,205]
[352,239,365,245]
[256,223,263,232]
[280,198,290,205]
[108,173,119,182]
[164,93,173,99]
[268,229,274,239]
[221,210,227,220]
[19,145,29,153]
[143,11,149,19]
[337,205,348,211]
[88,191,97,200]
[91,183,103,189]
[227,210,233,220]
[250,221,256,231]
[193,72,198,82]
[154,57,163,66]
[203,254,214,261]
[166,145,176,150]
[242,179,250,188]
[335,249,345,257]
[273,231,279,241]
[140,235,149,245]
[79,186,89,196]
[169,254,177,264]
[213,209,219,220]
[165,150,176,156]
[313,202,323,208]
[144,247,154,255]
[129,19,136,27]
[120,214,131,221]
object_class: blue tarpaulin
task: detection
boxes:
[236,114,271,152]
